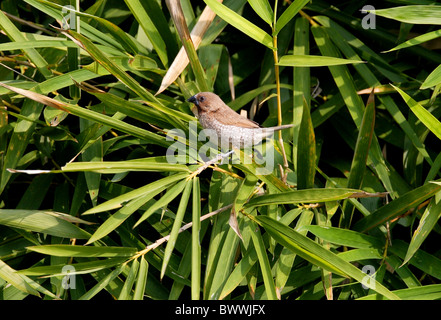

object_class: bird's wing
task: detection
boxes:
[215,106,260,128]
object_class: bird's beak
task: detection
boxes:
[187,95,198,107]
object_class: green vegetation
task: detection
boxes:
[1,0,441,300]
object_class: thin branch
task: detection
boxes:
[132,204,233,260]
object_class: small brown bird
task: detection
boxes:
[187,92,293,149]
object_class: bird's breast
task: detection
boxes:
[198,114,266,149]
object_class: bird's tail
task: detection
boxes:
[258,124,294,139]
[263,124,294,132]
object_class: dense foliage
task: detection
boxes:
[1,0,441,300]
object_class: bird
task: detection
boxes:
[187,92,293,150]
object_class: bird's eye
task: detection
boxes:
[199,96,205,102]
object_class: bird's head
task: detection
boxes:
[187,92,223,114]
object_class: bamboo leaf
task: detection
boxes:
[0,10,52,78]
[348,92,375,189]
[0,259,40,297]
[18,258,128,277]
[203,0,274,49]
[251,215,400,300]
[134,179,189,228]
[402,192,441,265]
[278,55,364,67]
[157,3,218,94]
[219,245,258,300]
[384,29,441,53]
[374,5,441,25]
[166,0,209,92]
[191,177,202,300]
[302,225,384,249]
[161,180,192,279]
[249,220,278,300]
[26,245,137,257]
[83,172,188,215]
[354,180,441,232]
[421,64,441,89]
[311,25,396,198]
[62,160,190,174]
[247,0,273,26]
[0,82,170,147]
[124,0,168,66]
[133,256,148,300]
[392,84,441,141]
[292,16,310,171]
[118,259,139,300]
[297,100,316,189]
[62,29,192,123]
[342,91,375,227]
[274,0,310,35]
[79,264,125,300]
[246,188,364,207]
[359,284,441,300]
[0,209,90,239]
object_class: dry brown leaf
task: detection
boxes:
[156,1,223,95]
[0,82,70,113]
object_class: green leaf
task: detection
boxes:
[86,194,155,244]
[278,54,364,67]
[0,82,170,148]
[392,84,441,140]
[62,160,190,174]
[28,0,139,54]
[247,0,273,26]
[374,5,441,25]
[402,192,441,265]
[249,220,278,300]
[191,177,202,300]
[245,188,364,207]
[26,245,137,257]
[0,209,90,239]
[384,29,441,53]
[64,30,191,123]
[219,245,258,300]
[311,24,396,198]
[0,10,52,79]
[83,172,188,215]
[18,258,128,277]
[359,284,441,300]
[124,0,168,66]
[354,180,441,232]
[348,92,375,188]
[133,255,148,300]
[297,101,316,189]
[161,180,192,279]
[342,92,375,227]
[134,179,189,228]
[252,215,400,300]
[203,0,274,49]
[0,259,40,297]
[274,0,310,35]
[421,64,441,89]
[315,16,432,168]
[118,259,139,300]
[292,16,310,171]
[302,225,383,249]
[0,100,42,194]
[79,264,125,300]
